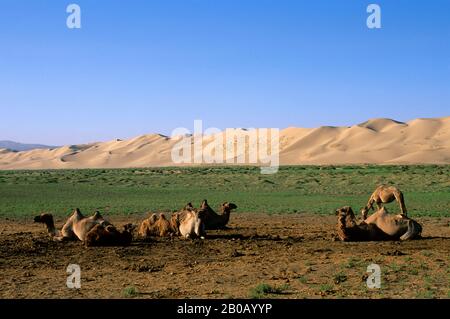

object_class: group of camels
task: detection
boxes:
[34,200,237,246]
[34,185,422,247]
[336,185,422,241]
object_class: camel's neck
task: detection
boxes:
[337,215,360,241]
[219,209,231,224]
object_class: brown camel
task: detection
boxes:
[200,200,238,230]
[34,208,111,241]
[177,208,206,239]
[169,203,206,239]
[336,206,422,241]
[34,209,131,246]
[85,223,133,247]
[361,185,407,219]
[169,203,195,236]
[137,213,158,237]
[138,213,175,237]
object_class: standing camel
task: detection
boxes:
[361,185,407,219]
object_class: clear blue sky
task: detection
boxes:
[1,0,449,145]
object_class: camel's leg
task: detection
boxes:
[53,235,74,242]
[375,202,383,210]
[394,191,407,217]
[362,198,375,220]
[400,220,420,240]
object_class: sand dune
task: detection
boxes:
[0,117,449,170]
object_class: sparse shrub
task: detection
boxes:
[122,286,138,298]
[249,283,289,299]
[333,272,347,284]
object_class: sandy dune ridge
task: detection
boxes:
[0,117,449,170]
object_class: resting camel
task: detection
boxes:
[170,203,206,239]
[336,206,422,241]
[34,208,110,241]
[361,185,407,219]
[138,213,158,237]
[85,223,133,247]
[199,200,238,230]
[34,208,132,246]
[138,213,174,237]
[177,209,206,239]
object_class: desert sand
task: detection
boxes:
[0,117,449,170]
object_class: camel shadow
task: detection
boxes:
[205,233,304,242]
[415,236,450,240]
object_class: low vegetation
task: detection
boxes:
[249,283,290,299]
[0,165,448,218]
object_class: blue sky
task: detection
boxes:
[0,0,449,145]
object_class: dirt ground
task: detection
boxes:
[1,213,449,299]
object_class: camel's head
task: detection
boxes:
[34,213,54,225]
[221,202,237,212]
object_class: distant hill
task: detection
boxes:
[0,140,58,152]
[0,116,449,169]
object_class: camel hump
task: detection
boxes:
[93,211,103,219]
[159,213,167,220]
[184,203,194,210]
[201,200,209,209]
[72,208,84,219]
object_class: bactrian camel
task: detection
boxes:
[336,206,422,241]
[171,203,206,239]
[361,185,407,219]
[34,208,132,246]
[138,213,174,238]
[199,200,238,230]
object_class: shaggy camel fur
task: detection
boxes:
[34,209,131,246]
[336,206,422,241]
[199,200,238,230]
[169,203,206,239]
[361,185,407,219]
[138,213,158,237]
[85,224,133,247]
[34,208,110,241]
[177,209,206,239]
[138,213,176,237]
